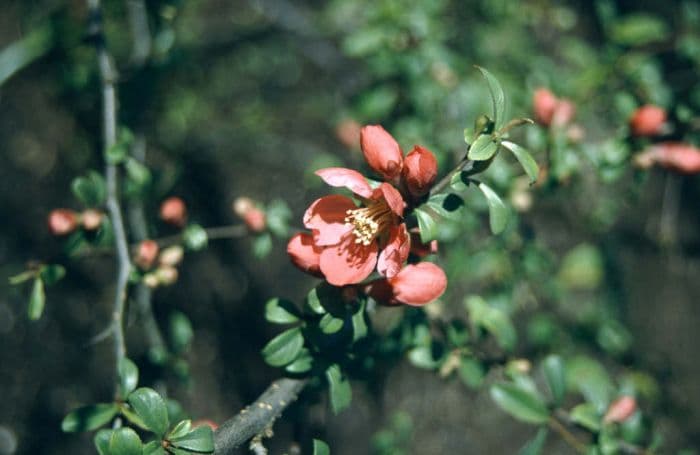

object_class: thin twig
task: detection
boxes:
[156,224,248,248]
[429,157,475,197]
[87,0,132,387]
[548,416,587,454]
[214,378,308,453]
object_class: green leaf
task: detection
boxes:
[351,300,368,342]
[28,277,45,321]
[265,199,292,238]
[118,358,139,399]
[169,425,214,453]
[252,233,273,258]
[465,296,516,351]
[125,158,152,188]
[570,403,601,432]
[542,355,566,406]
[261,327,304,367]
[313,439,330,455]
[468,134,498,161]
[285,349,313,374]
[319,313,344,334]
[558,244,603,291]
[94,429,112,455]
[326,364,352,414]
[62,403,119,432]
[414,207,439,243]
[501,141,539,184]
[168,420,192,440]
[39,264,66,286]
[567,356,614,412]
[306,287,326,315]
[476,66,506,128]
[490,382,550,424]
[458,357,485,388]
[610,13,669,46]
[106,143,128,164]
[109,427,143,455]
[407,346,439,370]
[8,270,36,285]
[265,298,300,324]
[477,182,509,234]
[518,428,548,455]
[142,440,166,455]
[72,171,107,207]
[426,193,464,219]
[183,224,208,251]
[128,388,170,437]
[169,311,194,354]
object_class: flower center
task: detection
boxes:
[344,199,394,246]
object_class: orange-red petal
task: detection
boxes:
[377,224,410,278]
[373,182,406,217]
[651,142,700,174]
[287,233,323,277]
[360,125,403,180]
[315,167,373,198]
[403,145,438,197]
[388,262,447,306]
[303,195,355,246]
[319,235,378,286]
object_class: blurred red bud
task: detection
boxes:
[636,142,700,174]
[160,197,187,227]
[48,209,79,236]
[335,119,362,149]
[243,208,267,232]
[135,240,160,269]
[551,99,576,127]
[533,88,559,126]
[630,105,666,137]
[604,396,637,424]
[81,209,103,231]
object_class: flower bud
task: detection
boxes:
[159,245,184,267]
[603,396,637,424]
[160,197,187,227]
[335,119,362,149]
[143,273,160,288]
[48,209,79,236]
[403,145,438,197]
[551,99,576,127]
[630,105,666,137]
[533,88,559,126]
[81,209,103,231]
[243,208,267,232]
[360,125,403,181]
[155,266,178,286]
[135,240,159,269]
[232,197,255,218]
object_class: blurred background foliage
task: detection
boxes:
[1,0,699,453]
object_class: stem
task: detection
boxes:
[156,224,248,248]
[429,157,474,197]
[548,417,587,454]
[87,0,132,387]
[214,378,308,453]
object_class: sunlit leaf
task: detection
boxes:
[326,364,352,414]
[476,66,506,128]
[490,382,550,424]
[502,141,539,184]
[261,327,304,367]
[477,182,509,234]
[127,388,170,437]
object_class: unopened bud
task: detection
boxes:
[143,273,159,288]
[604,396,637,424]
[551,99,576,127]
[243,207,267,232]
[155,265,178,286]
[159,245,184,267]
[630,105,666,137]
[48,209,79,236]
[160,197,187,227]
[135,240,159,269]
[533,88,558,126]
[81,209,103,231]
[335,119,362,149]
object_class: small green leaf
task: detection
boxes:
[106,143,128,164]
[71,171,107,207]
[261,327,304,367]
[476,66,506,128]
[502,141,539,184]
[109,427,143,455]
[518,428,548,455]
[468,134,499,161]
[265,199,292,238]
[8,270,36,285]
[414,207,439,243]
[465,296,516,351]
[39,264,66,286]
[477,182,509,234]
[28,277,45,320]
[285,349,313,373]
[408,346,439,370]
[128,388,170,437]
[319,313,344,334]
[183,224,208,251]
[142,440,166,455]
[306,287,326,315]
[252,233,273,258]
[458,357,485,388]
[351,300,368,342]
[558,244,603,291]
[125,158,152,188]
[265,298,300,324]
[490,382,550,424]
[570,403,601,432]
[169,425,214,453]
[118,358,139,399]
[168,420,192,440]
[542,355,566,406]
[313,439,330,455]
[169,311,194,354]
[326,364,352,414]
[94,429,112,455]
[62,403,119,432]
[567,356,614,412]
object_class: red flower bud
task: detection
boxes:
[48,209,79,236]
[533,88,559,126]
[403,145,438,197]
[135,240,160,270]
[360,125,403,181]
[243,208,267,232]
[81,209,103,231]
[630,105,666,137]
[160,197,187,227]
[604,396,637,424]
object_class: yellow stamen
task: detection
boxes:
[344,199,393,246]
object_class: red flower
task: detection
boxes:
[630,105,666,137]
[160,197,187,227]
[634,142,700,174]
[48,209,78,236]
[365,262,447,306]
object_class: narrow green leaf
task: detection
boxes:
[313,439,330,455]
[570,403,602,432]
[265,298,300,324]
[351,301,368,342]
[319,313,344,334]
[476,66,506,128]
[285,350,313,374]
[94,429,113,455]
[127,388,170,437]
[502,141,539,184]
[168,420,192,440]
[306,287,326,315]
[169,425,214,453]
[518,428,548,455]
[542,355,566,406]
[62,403,119,432]
[8,270,36,285]
[109,427,143,455]
[28,277,45,320]
[490,382,550,424]
[118,358,139,399]
[261,327,304,367]
[125,158,152,187]
[326,364,352,414]
[468,134,499,161]
[477,183,509,234]
[414,207,439,243]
